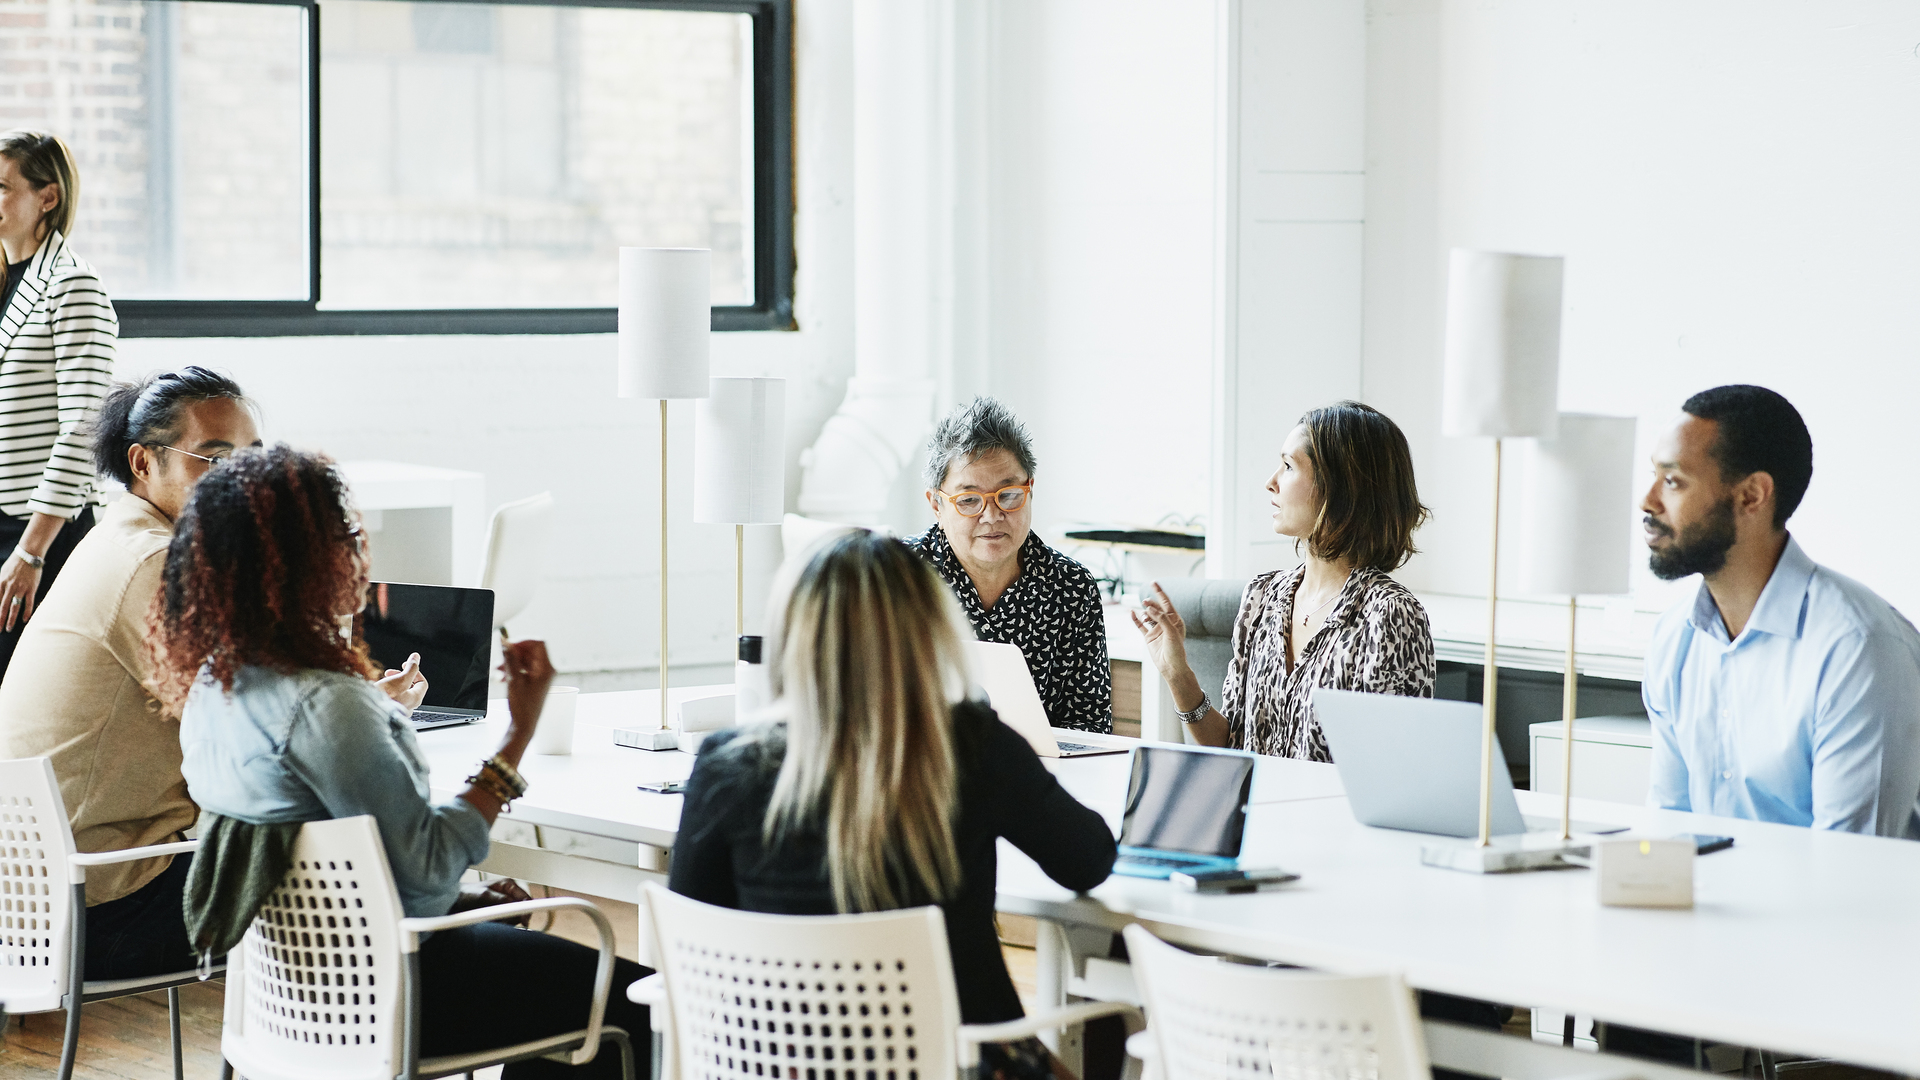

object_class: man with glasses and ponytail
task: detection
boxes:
[906,397,1113,733]
[0,367,269,980]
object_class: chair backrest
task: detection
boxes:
[642,882,963,1080]
[479,491,555,627]
[1123,925,1430,1080]
[0,757,78,1013]
[1155,578,1250,708]
[221,816,406,1080]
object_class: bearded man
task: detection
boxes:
[1641,384,1920,838]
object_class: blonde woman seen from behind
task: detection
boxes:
[0,131,116,677]
[671,531,1116,1080]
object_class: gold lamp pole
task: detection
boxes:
[618,247,712,750]
[1476,438,1502,847]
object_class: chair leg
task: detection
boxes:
[219,1058,234,1080]
[59,882,88,1080]
[169,987,185,1080]
[1760,1050,1780,1080]
[1562,1013,1575,1048]
[605,1026,638,1080]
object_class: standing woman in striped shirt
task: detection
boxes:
[0,131,117,677]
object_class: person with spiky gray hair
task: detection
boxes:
[904,397,1112,733]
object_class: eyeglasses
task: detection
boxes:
[150,443,232,466]
[930,481,1032,517]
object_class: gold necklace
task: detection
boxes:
[1293,574,1350,629]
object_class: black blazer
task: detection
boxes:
[669,701,1117,1023]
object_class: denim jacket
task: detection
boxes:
[178,665,491,917]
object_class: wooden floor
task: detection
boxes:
[1,983,227,1080]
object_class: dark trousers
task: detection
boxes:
[84,849,200,980]
[417,921,653,1078]
[0,506,95,680]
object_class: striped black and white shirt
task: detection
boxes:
[0,231,116,520]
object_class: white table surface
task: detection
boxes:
[996,788,1920,1074]
[417,688,702,849]
[419,688,1343,848]
[421,689,1920,1073]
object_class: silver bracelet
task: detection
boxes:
[1175,690,1211,725]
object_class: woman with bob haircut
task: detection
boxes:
[669,529,1115,1079]
[156,444,650,1078]
[1136,400,1433,759]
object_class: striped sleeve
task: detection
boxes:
[24,266,116,517]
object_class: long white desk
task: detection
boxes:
[421,690,1920,1077]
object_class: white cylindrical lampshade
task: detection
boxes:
[1518,413,1636,596]
[694,377,787,524]
[618,247,712,399]
[1442,249,1564,439]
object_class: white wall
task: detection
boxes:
[115,0,858,680]
[975,0,1218,547]
[1367,1,1920,617]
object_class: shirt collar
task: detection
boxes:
[1687,534,1813,642]
[919,525,1051,609]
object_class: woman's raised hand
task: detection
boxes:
[1131,582,1192,684]
[498,639,555,753]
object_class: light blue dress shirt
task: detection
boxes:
[1644,536,1920,838]
[179,665,491,917]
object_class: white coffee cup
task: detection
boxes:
[530,686,579,755]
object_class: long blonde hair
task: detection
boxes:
[745,530,972,913]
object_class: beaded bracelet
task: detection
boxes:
[486,754,529,797]
[464,764,519,806]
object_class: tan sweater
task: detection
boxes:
[0,494,193,904]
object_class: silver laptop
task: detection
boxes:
[969,641,1123,758]
[361,582,496,730]
[1313,688,1625,837]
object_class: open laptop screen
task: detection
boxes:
[360,582,494,713]
[1118,746,1255,858]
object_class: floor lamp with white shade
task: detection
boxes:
[694,377,787,638]
[1517,414,1637,839]
[693,377,786,729]
[1422,248,1566,874]
[618,247,711,750]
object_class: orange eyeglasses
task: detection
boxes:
[928,480,1033,517]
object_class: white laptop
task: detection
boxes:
[1313,688,1626,837]
[969,641,1124,758]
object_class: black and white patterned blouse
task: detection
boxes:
[905,526,1113,734]
[1221,565,1434,760]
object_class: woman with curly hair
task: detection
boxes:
[157,444,650,1078]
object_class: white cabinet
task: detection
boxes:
[1528,715,1652,806]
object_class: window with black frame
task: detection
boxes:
[3,0,792,336]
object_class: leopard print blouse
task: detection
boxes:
[1220,565,1435,760]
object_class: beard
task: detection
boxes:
[1647,496,1738,580]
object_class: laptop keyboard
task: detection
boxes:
[411,710,476,726]
[1115,853,1202,869]
[1056,741,1100,754]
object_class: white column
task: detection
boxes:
[797,0,947,526]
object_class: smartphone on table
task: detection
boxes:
[1169,867,1299,894]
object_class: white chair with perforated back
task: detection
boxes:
[0,756,212,1080]
[1121,924,1430,1080]
[216,814,634,1080]
[631,881,1141,1080]
[480,491,555,628]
